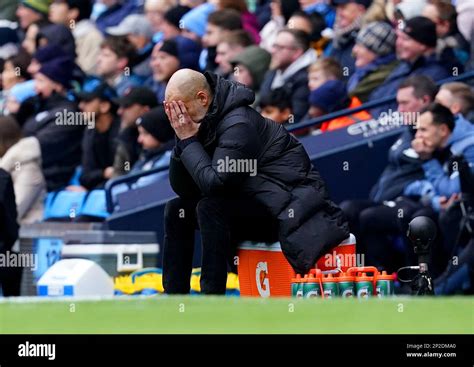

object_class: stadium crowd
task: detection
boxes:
[0,0,473,295]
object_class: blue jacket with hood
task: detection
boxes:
[404,114,474,211]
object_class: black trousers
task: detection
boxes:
[340,198,437,272]
[0,253,23,296]
[163,196,279,295]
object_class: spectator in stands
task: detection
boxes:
[306,79,371,132]
[96,36,141,96]
[22,20,49,55]
[326,0,372,78]
[160,5,191,40]
[95,0,142,35]
[260,28,316,122]
[0,168,21,296]
[230,45,271,105]
[0,22,20,62]
[162,68,348,294]
[217,0,261,44]
[22,56,84,191]
[259,0,300,52]
[180,1,216,43]
[3,80,36,117]
[73,81,120,191]
[148,36,201,102]
[300,0,336,29]
[144,0,178,43]
[201,9,243,72]
[455,0,473,44]
[25,43,89,98]
[347,21,399,103]
[422,0,470,73]
[49,0,103,74]
[16,0,51,32]
[112,87,159,177]
[0,50,31,113]
[35,24,88,88]
[27,44,67,76]
[215,30,254,79]
[133,106,175,174]
[106,14,155,81]
[307,57,343,91]
[287,10,327,56]
[340,75,438,268]
[436,82,474,123]
[368,16,450,117]
[259,87,292,125]
[0,116,45,224]
[36,23,76,60]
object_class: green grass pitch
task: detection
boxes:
[0,296,472,334]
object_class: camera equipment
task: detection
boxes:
[397,216,436,295]
[406,216,436,295]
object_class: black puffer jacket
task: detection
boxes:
[22,93,84,191]
[169,72,349,274]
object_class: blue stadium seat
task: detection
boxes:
[80,190,108,218]
[43,191,87,220]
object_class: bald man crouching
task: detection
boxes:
[163,69,349,295]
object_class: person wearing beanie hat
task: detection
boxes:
[132,106,174,178]
[37,23,77,59]
[22,58,84,192]
[1,50,32,115]
[230,45,271,96]
[368,16,450,117]
[149,35,202,101]
[400,16,438,50]
[347,21,399,102]
[309,80,349,114]
[307,79,371,132]
[27,44,68,75]
[162,5,191,40]
[16,0,51,29]
[36,56,74,90]
[136,106,175,147]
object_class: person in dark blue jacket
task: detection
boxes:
[369,16,451,117]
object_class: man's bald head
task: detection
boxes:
[165,69,212,102]
[165,69,213,122]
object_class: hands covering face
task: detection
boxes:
[164,100,200,140]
